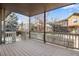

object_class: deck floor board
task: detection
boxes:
[0,39,79,56]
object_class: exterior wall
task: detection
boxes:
[55,20,68,27]
[33,19,44,32]
[68,15,79,27]
[68,14,79,33]
[46,24,52,32]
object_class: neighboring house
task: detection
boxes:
[45,24,52,32]
[51,12,79,33]
[54,20,68,27]
[68,13,79,34]
[17,22,29,34]
[33,19,44,32]
[32,19,68,32]
[30,12,79,33]
[33,19,53,32]
[51,19,68,32]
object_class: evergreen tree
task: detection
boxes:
[5,12,18,31]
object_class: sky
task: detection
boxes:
[47,3,79,22]
[15,13,29,24]
[15,3,79,24]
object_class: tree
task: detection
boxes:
[5,12,18,31]
[48,22,55,32]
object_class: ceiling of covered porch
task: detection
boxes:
[0,3,73,16]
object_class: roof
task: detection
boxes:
[57,12,79,22]
[72,13,79,15]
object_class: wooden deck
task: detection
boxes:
[0,39,79,56]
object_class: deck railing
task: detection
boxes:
[45,32,79,49]
[31,32,79,49]
[5,31,16,44]
[3,31,79,49]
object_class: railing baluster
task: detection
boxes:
[73,35,75,48]
[75,35,76,48]
[63,34,65,47]
[78,35,79,49]
[5,32,16,44]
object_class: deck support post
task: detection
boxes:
[2,8,5,44]
[0,8,5,44]
[29,16,31,39]
[0,9,2,44]
[43,9,46,43]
